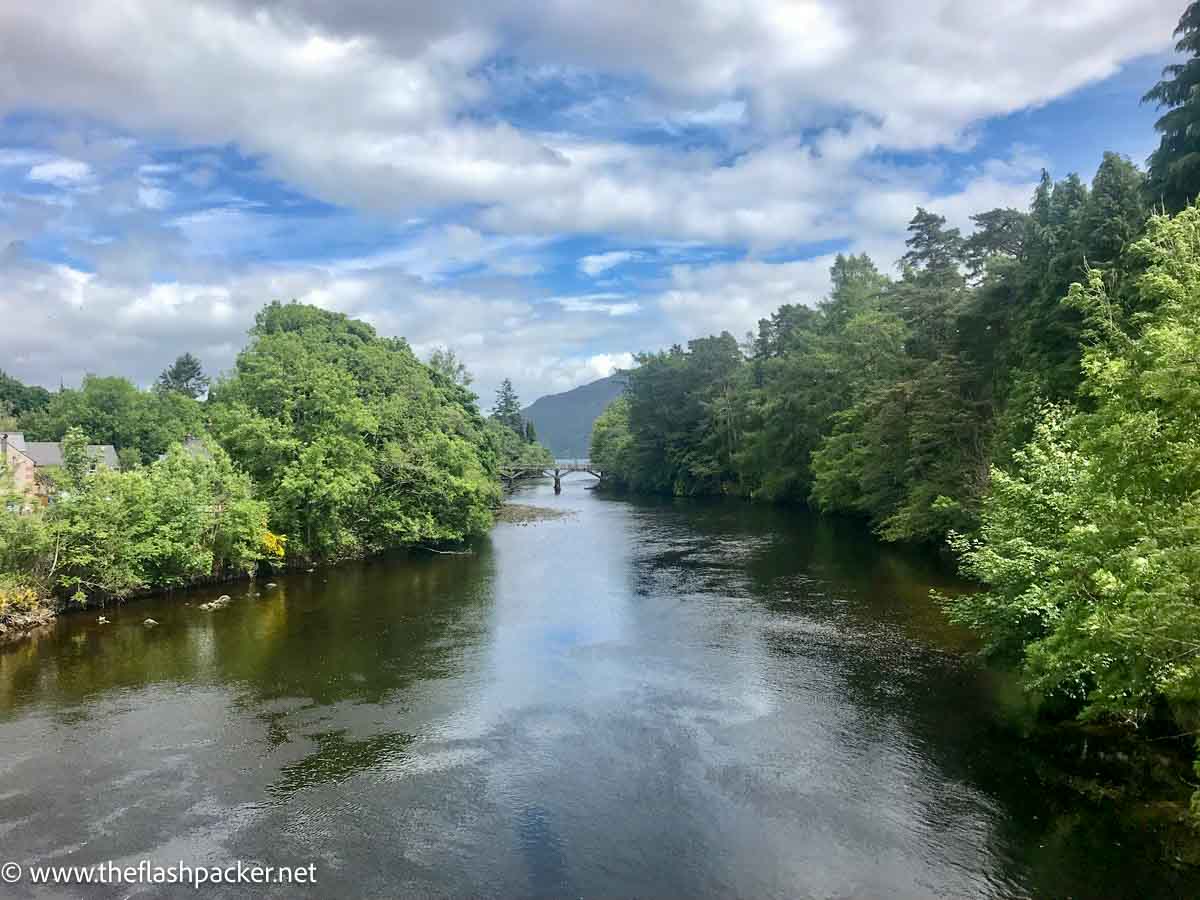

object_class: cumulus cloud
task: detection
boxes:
[0,251,643,401]
[0,1,1175,245]
[0,0,1177,400]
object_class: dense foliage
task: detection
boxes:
[946,208,1200,727]
[0,370,50,420]
[0,302,556,611]
[591,5,1200,748]
[594,152,1151,545]
[156,352,211,399]
[1,431,276,607]
[208,302,502,563]
[20,374,204,466]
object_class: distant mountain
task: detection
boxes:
[522,374,627,458]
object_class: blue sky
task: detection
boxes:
[0,1,1183,403]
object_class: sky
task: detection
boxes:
[0,1,1183,405]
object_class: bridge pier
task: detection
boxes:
[553,469,562,494]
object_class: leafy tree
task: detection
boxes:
[427,347,473,387]
[487,419,553,469]
[20,375,203,464]
[2,431,273,604]
[0,370,50,417]
[590,395,634,485]
[964,208,1027,282]
[1081,152,1149,270]
[156,352,210,399]
[946,204,1200,727]
[1144,2,1200,212]
[617,333,744,496]
[210,302,498,562]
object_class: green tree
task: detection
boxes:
[427,347,473,387]
[210,302,498,562]
[20,375,203,464]
[1144,2,1200,212]
[589,395,633,485]
[156,352,210,399]
[946,203,1200,727]
[0,370,50,417]
[491,379,524,434]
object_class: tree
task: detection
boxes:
[209,302,498,562]
[20,375,203,464]
[1081,152,1148,269]
[945,203,1200,728]
[1144,2,1200,212]
[491,379,524,434]
[427,347,473,387]
[590,395,634,486]
[0,370,50,417]
[156,352,210,399]
[964,208,1027,282]
[901,207,964,273]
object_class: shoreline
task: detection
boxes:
[0,500,575,641]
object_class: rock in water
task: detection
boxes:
[143,618,159,627]
[96,616,109,624]
[199,595,232,611]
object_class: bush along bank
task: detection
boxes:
[0,302,562,635]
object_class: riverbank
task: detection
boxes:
[0,500,574,642]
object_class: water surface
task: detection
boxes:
[0,478,1192,897]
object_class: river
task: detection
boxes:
[0,478,1194,898]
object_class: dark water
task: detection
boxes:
[0,479,1194,898]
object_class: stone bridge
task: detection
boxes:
[500,459,601,493]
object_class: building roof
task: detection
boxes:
[22,442,120,469]
[2,433,119,470]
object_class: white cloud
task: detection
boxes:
[555,294,641,316]
[583,352,635,379]
[27,157,92,185]
[579,250,637,276]
[657,256,838,340]
[0,1,1175,246]
[0,253,640,402]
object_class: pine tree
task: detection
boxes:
[491,379,524,434]
[156,353,210,399]
[1144,2,1200,212]
[901,208,964,273]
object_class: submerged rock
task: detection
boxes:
[198,595,232,611]
[265,582,278,588]
[96,616,109,624]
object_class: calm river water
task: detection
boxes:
[0,478,1194,898]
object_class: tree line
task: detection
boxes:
[1,302,551,614]
[592,3,1200,744]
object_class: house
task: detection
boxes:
[1,432,120,508]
